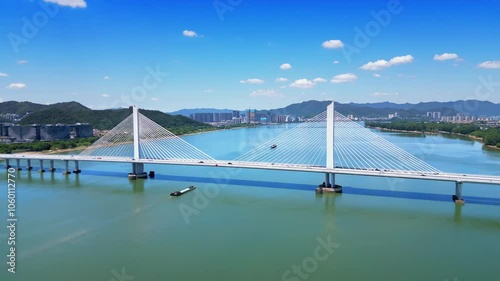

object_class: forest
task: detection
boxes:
[0,137,98,154]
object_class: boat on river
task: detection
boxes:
[170,186,196,197]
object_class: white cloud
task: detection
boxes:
[360,55,414,71]
[240,78,264,84]
[204,89,213,93]
[313,77,327,83]
[331,73,357,83]
[478,61,500,69]
[372,92,400,97]
[322,40,344,49]
[290,79,315,89]
[332,60,340,64]
[103,76,110,80]
[434,53,460,61]
[275,78,288,82]
[250,89,284,98]
[44,0,87,8]
[183,30,197,37]
[6,83,26,89]
[0,73,8,77]
[17,60,28,64]
[280,63,292,70]
[151,97,159,101]
[101,93,111,98]
[373,73,382,78]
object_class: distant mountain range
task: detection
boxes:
[170,100,500,118]
[1,100,497,131]
[169,108,235,117]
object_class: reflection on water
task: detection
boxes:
[454,204,462,223]
[132,178,145,193]
[482,145,500,155]
[378,131,427,138]
[439,132,476,143]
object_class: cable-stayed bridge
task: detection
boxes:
[1,103,500,201]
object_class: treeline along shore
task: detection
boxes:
[0,137,99,154]
[365,121,500,149]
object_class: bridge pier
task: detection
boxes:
[316,173,342,194]
[73,161,81,174]
[129,163,147,180]
[16,159,22,171]
[39,160,45,173]
[453,181,465,204]
[331,174,342,193]
[63,160,71,175]
[49,160,56,172]
[325,173,331,187]
[26,159,33,170]
[5,159,11,169]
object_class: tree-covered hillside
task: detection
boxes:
[3,101,213,134]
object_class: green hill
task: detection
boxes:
[20,108,80,125]
[4,101,213,134]
[0,101,46,115]
[46,101,92,112]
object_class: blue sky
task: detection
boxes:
[1,0,499,112]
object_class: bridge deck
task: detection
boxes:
[1,154,499,185]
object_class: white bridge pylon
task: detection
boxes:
[79,106,216,162]
[234,101,442,174]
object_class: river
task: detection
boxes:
[1,125,499,281]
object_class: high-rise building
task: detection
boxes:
[249,110,256,123]
[220,113,233,121]
[213,113,221,122]
[193,113,214,123]
[427,112,442,120]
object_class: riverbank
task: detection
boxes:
[179,123,261,137]
[13,146,86,155]
[369,126,500,151]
